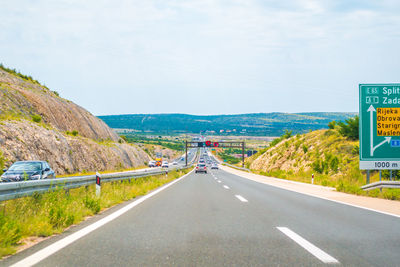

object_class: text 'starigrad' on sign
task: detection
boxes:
[359,84,400,170]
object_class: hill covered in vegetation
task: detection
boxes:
[247,120,400,200]
[99,112,356,136]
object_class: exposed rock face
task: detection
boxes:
[0,68,150,175]
[0,69,118,141]
[0,119,150,175]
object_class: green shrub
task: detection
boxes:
[328,121,336,129]
[352,145,359,155]
[84,197,101,214]
[31,114,42,123]
[48,206,75,229]
[302,144,308,154]
[312,159,323,174]
[330,156,339,172]
[52,91,59,97]
[337,116,359,140]
[71,130,78,136]
[283,129,292,139]
[0,215,21,247]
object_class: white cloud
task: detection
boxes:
[0,0,399,114]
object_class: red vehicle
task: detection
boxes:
[195,163,207,174]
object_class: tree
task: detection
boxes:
[328,121,336,129]
[337,116,359,140]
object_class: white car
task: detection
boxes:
[148,161,156,167]
[161,162,169,168]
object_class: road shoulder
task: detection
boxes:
[220,165,400,218]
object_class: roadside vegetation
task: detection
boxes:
[247,116,400,201]
[120,134,184,152]
[217,148,242,164]
[0,64,45,88]
[0,168,190,258]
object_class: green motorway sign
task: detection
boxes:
[359,84,400,170]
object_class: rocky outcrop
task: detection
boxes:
[0,120,150,175]
[0,68,118,142]
[0,67,150,175]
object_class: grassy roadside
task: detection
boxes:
[0,168,191,258]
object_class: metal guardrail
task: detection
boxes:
[361,181,400,191]
[0,165,193,202]
[221,162,251,172]
[206,151,250,172]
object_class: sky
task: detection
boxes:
[1,0,399,115]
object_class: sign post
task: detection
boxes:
[359,84,400,170]
[96,172,101,197]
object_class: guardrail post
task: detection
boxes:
[96,172,101,197]
[379,170,382,192]
[390,170,393,181]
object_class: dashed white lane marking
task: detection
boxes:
[277,227,339,264]
[235,195,248,202]
[223,185,230,189]
[217,180,222,183]
[10,170,194,267]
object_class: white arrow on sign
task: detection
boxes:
[368,105,392,156]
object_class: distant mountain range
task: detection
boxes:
[98,112,357,136]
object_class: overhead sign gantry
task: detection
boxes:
[185,140,245,167]
[359,84,400,170]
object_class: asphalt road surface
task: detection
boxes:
[4,168,400,266]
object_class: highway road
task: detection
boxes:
[4,165,400,266]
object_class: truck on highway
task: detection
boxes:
[155,152,163,167]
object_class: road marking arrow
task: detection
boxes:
[372,137,392,155]
[368,105,376,156]
[368,105,391,156]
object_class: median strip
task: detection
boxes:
[277,227,339,264]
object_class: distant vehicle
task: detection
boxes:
[195,163,207,173]
[148,160,156,167]
[211,164,219,170]
[155,152,163,167]
[1,161,55,182]
[161,162,169,168]
[172,162,178,166]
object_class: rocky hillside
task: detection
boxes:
[0,66,150,174]
[0,68,118,141]
[249,129,360,187]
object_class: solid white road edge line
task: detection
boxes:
[223,169,400,219]
[11,169,194,267]
[235,195,248,202]
[223,185,230,189]
[277,227,339,264]
[217,180,222,183]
